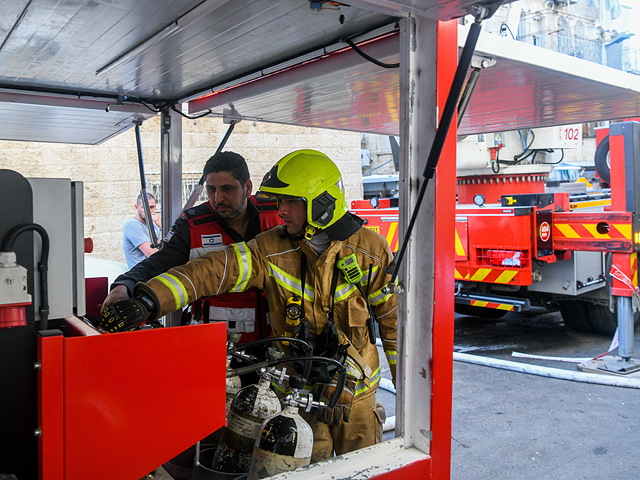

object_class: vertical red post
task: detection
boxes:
[609,127,633,297]
[38,332,65,480]
[431,18,458,480]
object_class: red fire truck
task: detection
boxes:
[352,123,640,338]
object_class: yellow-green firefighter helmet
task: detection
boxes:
[258,149,348,231]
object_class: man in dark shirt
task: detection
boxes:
[102,151,282,339]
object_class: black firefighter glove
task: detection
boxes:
[99,293,156,333]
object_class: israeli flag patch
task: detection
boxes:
[164,231,175,243]
[202,234,223,247]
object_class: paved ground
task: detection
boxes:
[450,310,640,480]
[153,309,640,479]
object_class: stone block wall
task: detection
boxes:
[0,116,361,263]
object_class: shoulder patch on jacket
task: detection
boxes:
[183,202,212,219]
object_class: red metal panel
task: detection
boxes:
[612,252,635,297]
[595,126,609,145]
[352,208,400,253]
[62,323,226,480]
[38,333,65,480]
[610,134,627,212]
[430,18,457,480]
[467,212,532,252]
[371,457,431,479]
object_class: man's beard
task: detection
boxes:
[217,204,243,219]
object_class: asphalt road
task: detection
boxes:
[450,309,640,480]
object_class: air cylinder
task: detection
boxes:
[247,404,313,480]
[211,374,281,473]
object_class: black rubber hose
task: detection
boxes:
[2,223,50,330]
[228,336,313,379]
[227,355,345,380]
[341,36,399,69]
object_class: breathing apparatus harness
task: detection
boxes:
[288,248,378,384]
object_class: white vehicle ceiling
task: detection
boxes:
[2,0,638,145]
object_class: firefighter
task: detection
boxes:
[101,150,282,342]
[100,149,398,462]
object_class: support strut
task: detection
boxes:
[134,120,159,248]
[183,118,240,210]
[384,3,502,293]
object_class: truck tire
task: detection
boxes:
[454,304,507,319]
[587,304,618,337]
[594,135,611,185]
[558,300,595,333]
[587,304,639,337]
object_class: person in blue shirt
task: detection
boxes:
[122,192,161,268]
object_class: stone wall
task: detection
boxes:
[0,116,361,263]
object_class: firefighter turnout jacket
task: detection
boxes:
[112,197,282,342]
[140,220,398,396]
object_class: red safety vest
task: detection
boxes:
[184,197,281,343]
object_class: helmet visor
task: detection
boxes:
[256,191,306,202]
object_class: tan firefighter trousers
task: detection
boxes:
[301,390,386,463]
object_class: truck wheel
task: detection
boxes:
[558,300,595,333]
[587,304,618,337]
[454,304,507,319]
[587,304,640,337]
[594,135,611,185]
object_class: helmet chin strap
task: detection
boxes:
[304,223,317,240]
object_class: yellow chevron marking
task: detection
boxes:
[454,268,469,280]
[632,253,638,287]
[471,301,488,307]
[497,304,514,311]
[455,269,462,279]
[470,268,491,281]
[495,270,518,284]
[583,224,611,239]
[455,228,466,257]
[386,222,397,245]
[613,224,632,240]
[555,224,580,238]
